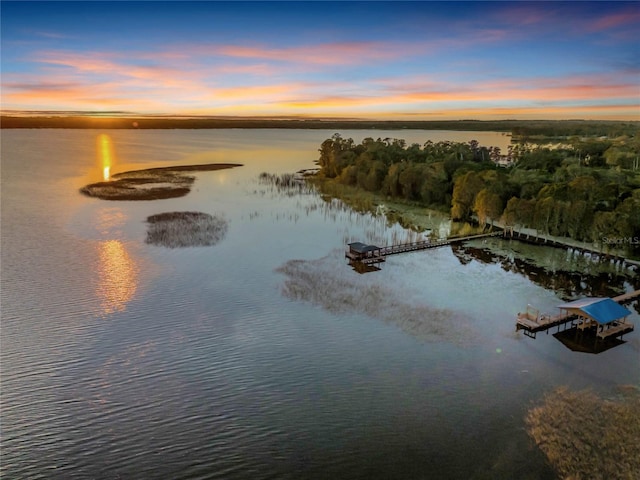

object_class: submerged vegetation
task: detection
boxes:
[81,163,242,200]
[258,171,316,197]
[526,386,640,480]
[145,211,228,248]
[312,131,640,253]
[276,255,475,345]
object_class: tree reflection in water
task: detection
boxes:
[452,243,639,305]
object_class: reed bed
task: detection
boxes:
[257,171,442,248]
[308,176,453,234]
[145,211,228,248]
[525,385,640,480]
[258,172,317,197]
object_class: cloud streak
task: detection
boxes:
[2,2,638,120]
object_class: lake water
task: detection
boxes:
[2,129,638,480]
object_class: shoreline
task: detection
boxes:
[309,176,640,265]
[3,115,637,132]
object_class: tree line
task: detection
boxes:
[315,133,640,251]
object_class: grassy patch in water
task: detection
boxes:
[258,171,317,197]
[526,385,640,480]
[145,211,228,248]
[80,163,242,201]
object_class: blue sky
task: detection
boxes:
[2,1,639,119]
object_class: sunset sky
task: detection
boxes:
[2,1,639,120]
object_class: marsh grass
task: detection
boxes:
[307,175,454,236]
[81,163,242,201]
[526,386,640,480]
[256,172,448,250]
[276,254,475,345]
[258,171,316,197]
[145,211,228,248]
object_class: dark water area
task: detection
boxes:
[1,129,637,480]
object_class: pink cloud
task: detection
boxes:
[30,50,214,96]
[493,5,551,26]
[587,9,640,32]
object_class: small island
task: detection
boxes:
[80,163,242,201]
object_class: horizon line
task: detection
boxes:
[2,110,638,123]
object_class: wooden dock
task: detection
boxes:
[613,289,640,305]
[346,224,638,272]
[346,231,502,265]
[503,228,637,271]
[516,290,639,339]
[515,307,576,337]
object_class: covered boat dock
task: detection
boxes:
[346,242,385,264]
[557,297,634,340]
[516,290,638,340]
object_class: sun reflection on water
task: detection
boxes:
[97,134,114,181]
[96,239,138,315]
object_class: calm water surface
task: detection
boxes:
[2,129,638,479]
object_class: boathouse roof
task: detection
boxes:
[348,242,381,254]
[557,298,631,325]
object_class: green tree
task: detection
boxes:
[382,163,405,198]
[451,171,484,221]
[420,162,449,206]
[502,197,535,227]
[473,188,503,227]
[533,197,556,234]
[362,160,387,192]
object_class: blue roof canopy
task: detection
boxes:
[558,298,631,325]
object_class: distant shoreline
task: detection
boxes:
[2,115,637,132]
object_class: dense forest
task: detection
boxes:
[2,115,638,135]
[314,131,640,253]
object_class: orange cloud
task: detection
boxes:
[36,50,198,86]
[3,41,637,121]
[372,72,639,105]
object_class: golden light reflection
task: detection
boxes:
[96,239,138,315]
[97,133,114,181]
[95,207,127,236]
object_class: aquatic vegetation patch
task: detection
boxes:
[81,163,242,201]
[145,211,228,248]
[276,255,475,345]
[526,385,640,480]
[258,171,317,196]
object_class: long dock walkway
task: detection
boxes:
[346,231,502,264]
[613,290,640,305]
[496,222,638,271]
